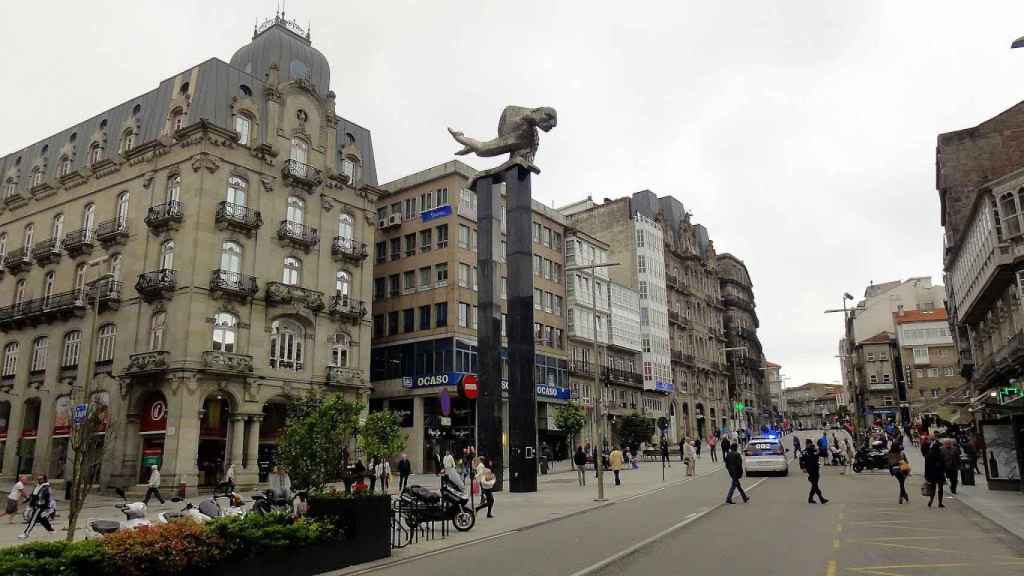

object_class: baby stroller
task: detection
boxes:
[829,445,846,466]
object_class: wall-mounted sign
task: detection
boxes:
[53,396,72,437]
[421,204,452,223]
[440,388,451,417]
[459,374,479,399]
[536,385,571,400]
[655,380,674,393]
[140,395,168,434]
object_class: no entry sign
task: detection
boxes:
[459,374,479,399]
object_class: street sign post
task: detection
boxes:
[73,403,88,425]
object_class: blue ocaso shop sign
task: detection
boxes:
[404,372,570,400]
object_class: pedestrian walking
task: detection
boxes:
[143,465,165,505]
[19,475,54,539]
[964,438,980,475]
[887,443,910,504]
[475,457,496,518]
[574,446,587,486]
[818,433,829,466]
[0,475,26,524]
[397,453,411,491]
[610,446,624,486]
[920,434,932,459]
[724,444,749,504]
[377,458,391,494]
[925,442,946,508]
[941,438,961,495]
[695,437,702,459]
[708,434,718,463]
[660,438,671,468]
[721,436,731,462]
[792,435,801,458]
[801,440,828,504]
[224,464,236,494]
[843,440,854,475]
[678,439,687,463]
[684,438,697,476]
[269,465,292,501]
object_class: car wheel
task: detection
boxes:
[853,463,863,473]
[781,468,789,477]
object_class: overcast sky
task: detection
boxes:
[2,1,1024,388]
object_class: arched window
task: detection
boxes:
[171,108,185,132]
[290,137,308,169]
[82,204,96,234]
[42,272,55,305]
[58,156,72,177]
[226,176,247,208]
[2,179,14,200]
[150,312,167,351]
[109,254,122,282]
[166,174,181,203]
[341,156,360,184]
[335,270,351,297]
[283,257,302,286]
[22,224,33,251]
[270,318,304,370]
[30,337,47,372]
[62,331,81,368]
[0,233,7,261]
[329,333,350,367]
[96,324,117,363]
[119,129,135,154]
[116,192,129,227]
[338,213,353,241]
[287,196,304,225]
[89,143,103,166]
[50,214,63,241]
[234,114,251,145]
[31,167,43,187]
[160,240,174,270]
[211,312,237,352]
[1,342,17,377]
[74,264,87,296]
[220,241,241,273]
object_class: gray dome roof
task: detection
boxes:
[230,17,330,94]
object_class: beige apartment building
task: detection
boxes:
[854,332,900,422]
[0,16,378,492]
[369,160,570,473]
[894,308,964,421]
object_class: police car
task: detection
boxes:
[742,436,789,476]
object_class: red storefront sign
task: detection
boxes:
[52,396,72,437]
[140,395,168,434]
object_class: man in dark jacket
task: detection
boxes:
[724,444,749,504]
[721,436,731,462]
[397,453,412,491]
[802,439,828,504]
[19,475,54,539]
[940,438,962,495]
[660,438,671,468]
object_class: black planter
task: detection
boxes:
[218,495,391,576]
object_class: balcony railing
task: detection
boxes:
[145,201,184,232]
[604,366,643,387]
[569,360,592,377]
[277,220,319,251]
[86,279,123,310]
[0,288,88,330]
[31,238,62,266]
[671,350,684,364]
[215,202,262,234]
[282,159,323,190]
[210,270,258,301]
[95,218,129,245]
[62,228,95,257]
[135,269,177,302]
[265,281,325,311]
[125,351,170,375]
[2,248,32,273]
[328,294,366,322]
[332,237,368,262]
[202,350,254,373]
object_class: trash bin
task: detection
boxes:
[960,456,975,486]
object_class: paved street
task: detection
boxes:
[334,431,1024,576]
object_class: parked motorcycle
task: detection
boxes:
[852,447,889,473]
[398,475,475,532]
[86,488,152,538]
[196,491,247,519]
[157,501,211,524]
[251,489,309,517]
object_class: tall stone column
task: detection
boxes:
[474,173,504,490]
[1,401,24,480]
[229,415,245,471]
[244,415,262,482]
[32,396,54,477]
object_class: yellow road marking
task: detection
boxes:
[848,563,970,570]
[825,560,836,576]
[853,540,957,554]
[848,536,988,542]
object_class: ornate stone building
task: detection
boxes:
[0,15,378,492]
[717,253,767,431]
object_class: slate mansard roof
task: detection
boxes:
[0,22,377,187]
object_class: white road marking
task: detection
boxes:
[566,478,768,576]
[340,530,519,576]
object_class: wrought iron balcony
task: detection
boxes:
[0,289,88,331]
[210,270,258,301]
[671,349,684,364]
[265,281,325,311]
[3,189,25,206]
[95,218,129,245]
[62,228,95,257]
[327,294,366,322]
[668,310,687,327]
[125,351,170,375]
[202,350,254,374]
[331,237,368,262]
[215,202,262,235]
[31,238,62,266]
[277,220,319,251]
[2,248,32,274]
[604,366,643,387]
[569,360,593,377]
[145,201,184,232]
[85,279,123,311]
[326,366,366,387]
[281,159,323,191]
[135,269,177,302]
[666,274,680,290]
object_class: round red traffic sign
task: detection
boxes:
[460,374,479,399]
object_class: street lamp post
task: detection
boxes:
[566,261,619,502]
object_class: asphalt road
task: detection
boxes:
[354,431,1024,576]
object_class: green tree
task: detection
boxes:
[617,414,655,452]
[275,393,363,493]
[554,403,586,468]
[359,410,406,465]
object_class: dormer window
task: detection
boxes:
[234,114,251,145]
[31,167,43,187]
[2,179,15,200]
[171,109,185,132]
[89,143,103,166]
[341,156,360,184]
[58,157,72,177]
[119,129,135,154]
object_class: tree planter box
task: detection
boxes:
[218,495,391,576]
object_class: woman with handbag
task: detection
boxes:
[887,444,910,504]
[475,457,496,518]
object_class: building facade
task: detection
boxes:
[853,332,901,424]
[717,253,766,431]
[368,160,570,473]
[0,15,378,491]
[894,309,963,420]
[783,383,845,430]
[764,361,783,423]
